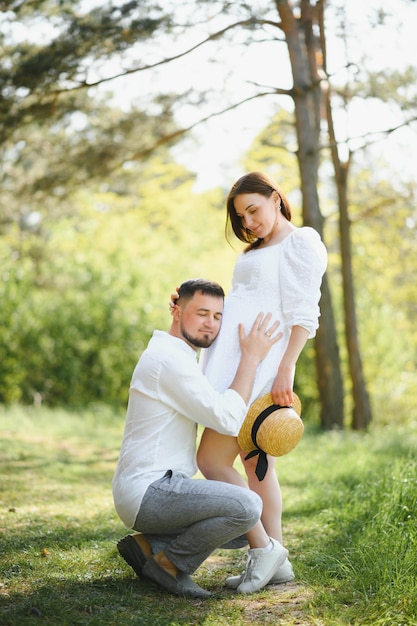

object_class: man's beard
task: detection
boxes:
[181,325,215,349]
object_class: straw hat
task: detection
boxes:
[238,392,303,480]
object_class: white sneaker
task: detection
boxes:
[225,558,294,589]
[236,538,289,594]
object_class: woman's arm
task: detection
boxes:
[271,325,309,406]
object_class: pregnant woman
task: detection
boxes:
[197,171,327,593]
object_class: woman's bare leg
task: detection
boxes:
[241,452,283,543]
[197,427,241,483]
[197,428,270,548]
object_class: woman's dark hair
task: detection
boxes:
[225,171,292,251]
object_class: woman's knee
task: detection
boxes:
[196,444,215,478]
[197,432,239,479]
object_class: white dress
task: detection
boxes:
[201,227,328,405]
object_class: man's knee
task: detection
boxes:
[242,489,263,526]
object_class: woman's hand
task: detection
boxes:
[271,370,294,407]
[271,325,309,406]
[168,287,179,315]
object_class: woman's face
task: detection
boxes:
[234,192,278,239]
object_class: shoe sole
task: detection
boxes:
[269,574,295,585]
[117,535,147,579]
[225,573,295,589]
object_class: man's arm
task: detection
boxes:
[153,313,281,436]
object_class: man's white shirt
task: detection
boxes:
[112,330,247,528]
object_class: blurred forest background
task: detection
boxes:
[1,0,416,430]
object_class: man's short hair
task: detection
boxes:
[177,279,224,305]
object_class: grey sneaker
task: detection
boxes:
[236,538,289,594]
[225,558,294,589]
[143,557,212,599]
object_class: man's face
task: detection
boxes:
[178,292,223,349]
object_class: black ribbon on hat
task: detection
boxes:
[244,404,290,481]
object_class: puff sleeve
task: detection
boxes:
[279,227,327,338]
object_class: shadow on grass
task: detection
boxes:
[1,513,119,557]
[0,443,119,488]
[1,515,248,626]
[0,574,220,626]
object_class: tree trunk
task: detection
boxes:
[276,0,344,428]
[337,162,372,429]
[318,5,372,430]
[326,142,372,429]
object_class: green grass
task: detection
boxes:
[1,405,417,625]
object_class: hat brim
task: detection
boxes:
[238,392,303,458]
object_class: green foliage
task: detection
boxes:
[347,169,417,423]
[0,96,181,225]
[1,1,173,109]
[1,1,182,227]
[1,406,416,625]
[0,242,148,406]
[0,156,237,407]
